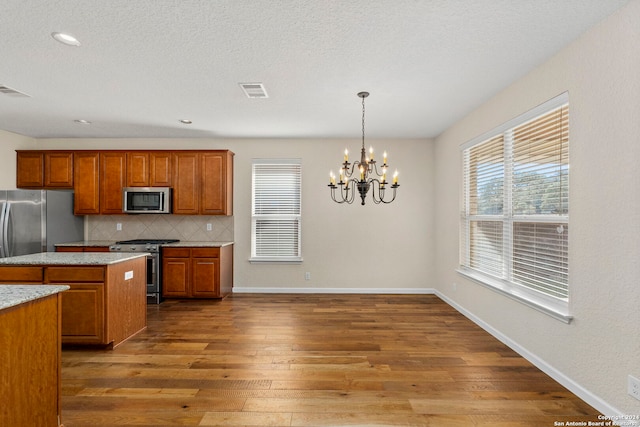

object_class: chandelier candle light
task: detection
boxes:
[329,91,399,205]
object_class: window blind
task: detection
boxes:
[251,159,302,261]
[461,94,569,309]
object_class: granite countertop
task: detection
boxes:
[0,252,149,266]
[0,285,69,311]
[56,241,234,248]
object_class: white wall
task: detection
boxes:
[433,0,640,415]
[0,129,37,188]
[36,137,435,292]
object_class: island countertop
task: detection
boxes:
[56,241,234,248]
[0,252,149,266]
[0,284,69,311]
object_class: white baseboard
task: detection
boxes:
[435,290,633,424]
[232,286,436,294]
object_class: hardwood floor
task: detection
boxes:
[60,294,601,426]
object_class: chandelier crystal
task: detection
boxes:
[328,91,399,205]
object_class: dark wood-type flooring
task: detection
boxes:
[60,294,601,426]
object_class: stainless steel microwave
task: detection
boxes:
[123,187,172,214]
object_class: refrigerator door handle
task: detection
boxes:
[2,202,10,257]
[0,203,5,258]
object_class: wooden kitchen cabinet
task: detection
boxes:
[16,151,43,188]
[150,152,172,186]
[16,150,73,189]
[126,151,172,187]
[0,256,146,347]
[126,152,149,186]
[201,151,233,215]
[74,151,125,214]
[100,152,127,214]
[172,151,233,215]
[0,291,63,427]
[162,245,233,298]
[19,149,232,215]
[74,152,100,215]
[172,152,200,214]
[45,151,74,188]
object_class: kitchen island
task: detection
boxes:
[0,285,68,426]
[0,252,148,348]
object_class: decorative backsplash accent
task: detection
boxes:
[87,215,233,242]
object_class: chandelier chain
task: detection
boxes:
[361,95,366,149]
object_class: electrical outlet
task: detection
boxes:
[629,375,640,401]
[206,223,212,231]
[116,223,122,231]
[305,272,311,281]
[452,282,457,291]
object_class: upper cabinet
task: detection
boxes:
[100,152,126,214]
[126,151,172,187]
[17,149,233,216]
[17,151,73,189]
[172,151,233,215]
[126,152,149,187]
[73,152,100,215]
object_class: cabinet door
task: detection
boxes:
[162,257,190,297]
[74,152,100,215]
[200,152,226,215]
[44,152,73,188]
[100,152,126,214]
[60,283,106,345]
[191,257,219,297]
[150,152,172,187]
[126,152,149,187]
[172,153,199,214]
[16,151,44,188]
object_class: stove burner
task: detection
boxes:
[115,239,180,245]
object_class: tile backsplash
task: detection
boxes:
[88,215,233,242]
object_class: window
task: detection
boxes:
[460,93,570,321]
[251,159,302,262]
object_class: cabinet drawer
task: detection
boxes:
[45,267,105,283]
[191,247,219,258]
[162,247,190,258]
[0,266,44,282]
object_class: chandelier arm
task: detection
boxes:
[369,179,399,204]
[343,161,364,179]
[329,183,354,204]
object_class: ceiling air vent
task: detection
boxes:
[239,83,268,99]
[0,85,30,98]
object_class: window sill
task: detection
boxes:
[249,257,303,264]
[456,268,573,324]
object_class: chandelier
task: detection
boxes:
[328,91,399,205]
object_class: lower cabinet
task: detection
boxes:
[0,258,146,347]
[162,245,232,298]
[0,292,63,427]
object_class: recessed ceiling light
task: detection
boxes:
[74,119,91,124]
[51,32,81,47]
[179,119,193,124]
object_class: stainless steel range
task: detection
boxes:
[109,239,179,304]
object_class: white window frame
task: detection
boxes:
[458,93,571,323]
[250,158,303,263]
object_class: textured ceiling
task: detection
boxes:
[0,0,630,139]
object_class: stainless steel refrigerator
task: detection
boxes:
[0,190,84,258]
